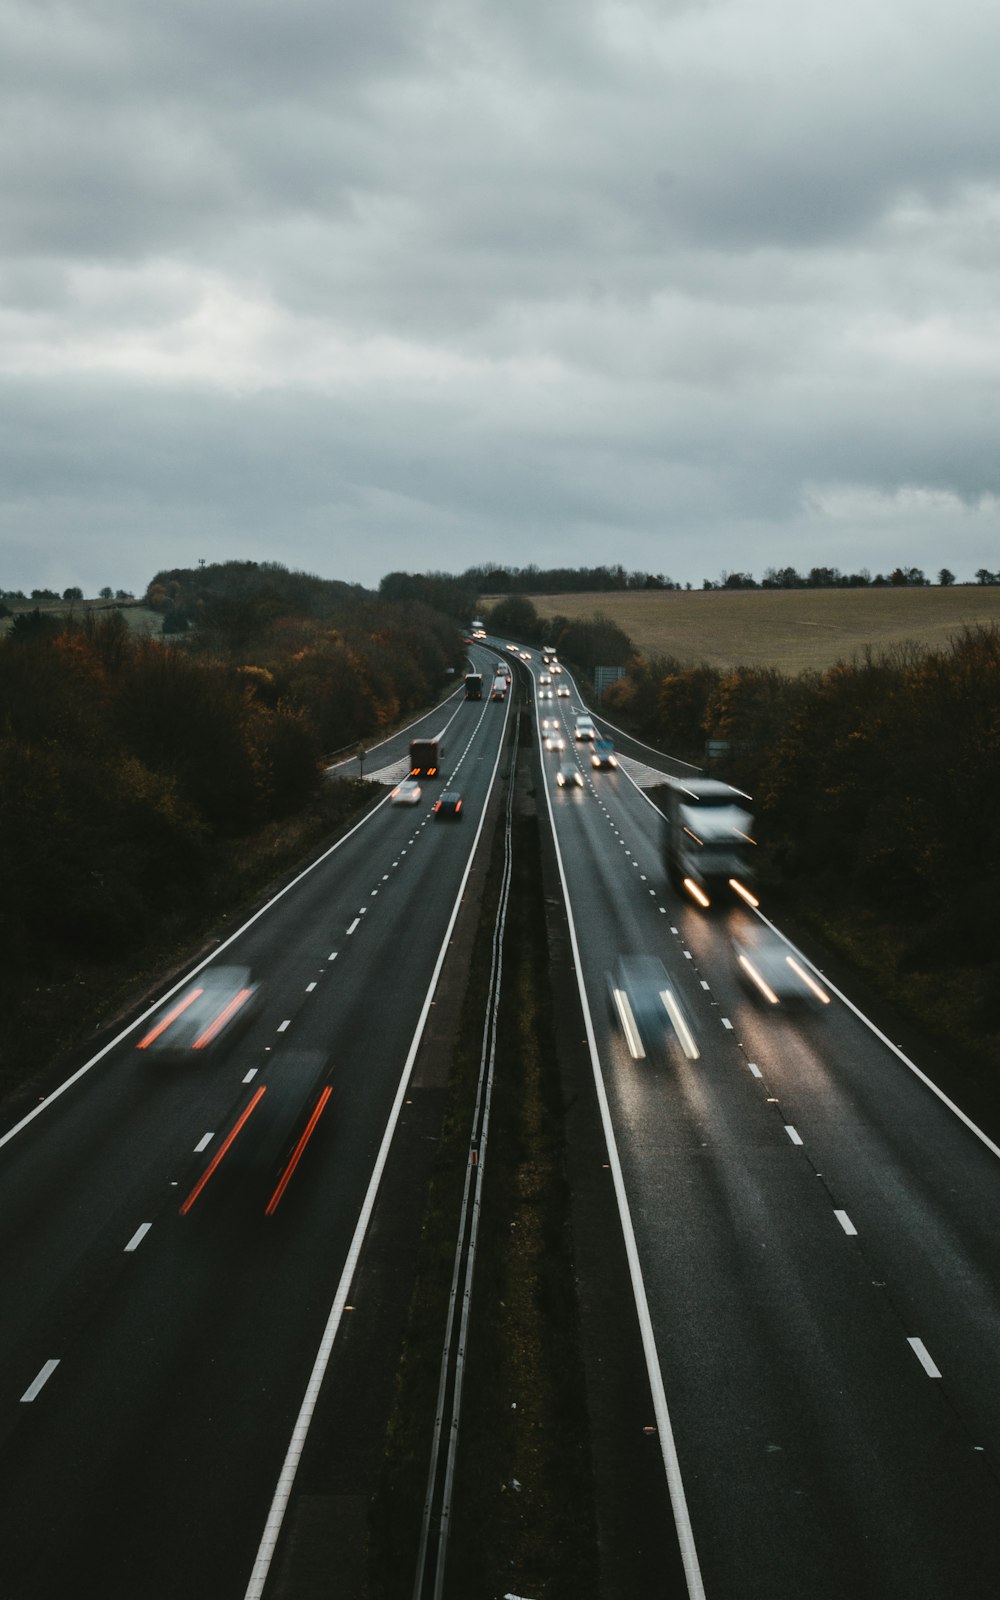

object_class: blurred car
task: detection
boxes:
[574,718,596,741]
[551,662,563,673]
[542,716,560,730]
[138,966,258,1058]
[507,642,519,652]
[538,688,554,700]
[556,764,583,788]
[391,778,423,804]
[557,683,570,697]
[733,926,831,1011]
[591,739,618,770]
[606,956,700,1062]
[520,651,532,660]
[544,732,566,751]
[433,791,464,820]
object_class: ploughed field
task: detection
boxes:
[516,585,1000,674]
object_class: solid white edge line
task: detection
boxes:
[535,699,706,1599]
[21,1359,59,1402]
[834,1210,857,1236]
[124,1222,152,1252]
[908,1337,942,1378]
[242,696,512,1600]
[0,780,403,1154]
[346,919,360,936]
[752,908,1000,1163]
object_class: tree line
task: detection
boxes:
[0,564,464,995]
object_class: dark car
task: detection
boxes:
[606,955,699,1061]
[137,965,258,1058]
[433,791,464,819]
[556,764,584,788]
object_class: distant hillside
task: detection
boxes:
[516,585,1000,674]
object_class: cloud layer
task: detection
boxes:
[2,0,999,594]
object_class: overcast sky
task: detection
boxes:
[2,0,999,597]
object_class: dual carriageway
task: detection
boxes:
[3,638,1000,1597]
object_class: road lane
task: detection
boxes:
[531,659,1000,1597]
[0,683,511,1599]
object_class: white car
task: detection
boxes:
[544,732,565,751]
[391,779,423,805]
[137,966,259,1058]
[557,684,570,697]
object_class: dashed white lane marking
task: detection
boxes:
[370,890,379,897]
[721,1017,733,1029]
[382,874,389,881]
[277,1020,291,1033]
[194,1133,213,1153]
[683,951,692,960]
[908,1338,942,1378]
[700,981,711,991]
[671,926,678,934]
[346,919,360,935]
[306,982,317,993]
[125,1223,152,1252]
[328,951,338,961]
[360,907,368,915]
[834,1210,857,1236]
[243,1067,258,1083]
[748,1062,762,1078]
[659,907,667,914]
[21,1360,59,1403]
[785,1125,803,1145]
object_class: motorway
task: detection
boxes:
[0,662,511,1599]
[5,636,1000,1598]
[528,645,1000,1598]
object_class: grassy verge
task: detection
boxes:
[369,803,598,1597]
[0,776,376,1114]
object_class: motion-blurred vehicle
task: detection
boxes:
[557,683,570,696]
[606,956,700,1062]
[542,716,560,730]
[507,642,519,653]
[556,764,583,788]
[538,688,553,701]
[574,716,596,741]
[544,731,566,751]
[409,735,443,779]
[663,776,756,908]
[491,678,507,701]
[591,739,618,770]
[138,966,258,1058]
[433,791,464,819]
[732,926,831,1011]
[391,779,423,805]
[520,651,532,661]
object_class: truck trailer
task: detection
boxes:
[409,737,444,779]
[662,777,757,908]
